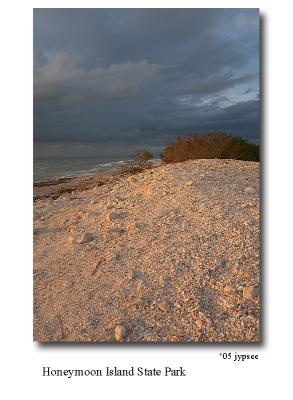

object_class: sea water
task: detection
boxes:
[33,156,135,182]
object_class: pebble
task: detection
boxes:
[89,319,99,328]
[224,286,232,293]
[158,301,170,312]
[127,270,134,280]
[186,180,193,186]
[104,211,128,223]
[217,257,227,268]
[69,233,95,244]
[195,319,203,329]
[244,186,256,194]
[126,222,140,233]
[115,324,127,341]
[243,286,259,300]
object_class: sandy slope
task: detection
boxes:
[33,159,260,342]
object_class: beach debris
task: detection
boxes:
[91,257,104,276]
[114,324,127,341]
[57,315,67,339]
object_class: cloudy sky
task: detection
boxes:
[34,8,259,158]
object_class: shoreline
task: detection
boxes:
[33,158,162,185]
[33,161,162,201]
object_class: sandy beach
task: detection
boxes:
[33,159,260,342]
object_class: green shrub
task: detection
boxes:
[161,131,259,163]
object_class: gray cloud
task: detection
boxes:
[34,52,161,103]
[177,72,254,95]
[34,8,260,157]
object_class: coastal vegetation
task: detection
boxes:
[132,148,154,165]
[161,131,259,163]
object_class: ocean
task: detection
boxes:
[33,156,138,182]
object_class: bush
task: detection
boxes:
[132,148,153,165]
[161,131,259,163]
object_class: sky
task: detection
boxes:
[33,8,260,158]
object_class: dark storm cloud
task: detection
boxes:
[34,8,259,156]
[176,72,254,95]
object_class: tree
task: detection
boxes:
[132,148,153,165]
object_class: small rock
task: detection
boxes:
[244,186,256,194]
[221,312,229,320]
[115,324,127,341]
[158,301,170,312]
[186,180,193,186]
[195,319,203,329]
[109,228,125,237]
[105,253,118,262]
[126,222,140,233]
[140,296,151,307]
[104,211,128,223]
[243,286,259,300]
[84,211,97,218]
[127,270,134,280]
[224,286,232,293]
[69,233,95,244]
[158,276,165,286]
[217,257,227,268]
[115,195,124,202]
[136,279,143,292]
[245,331,255,341]
[89,319,99,329]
